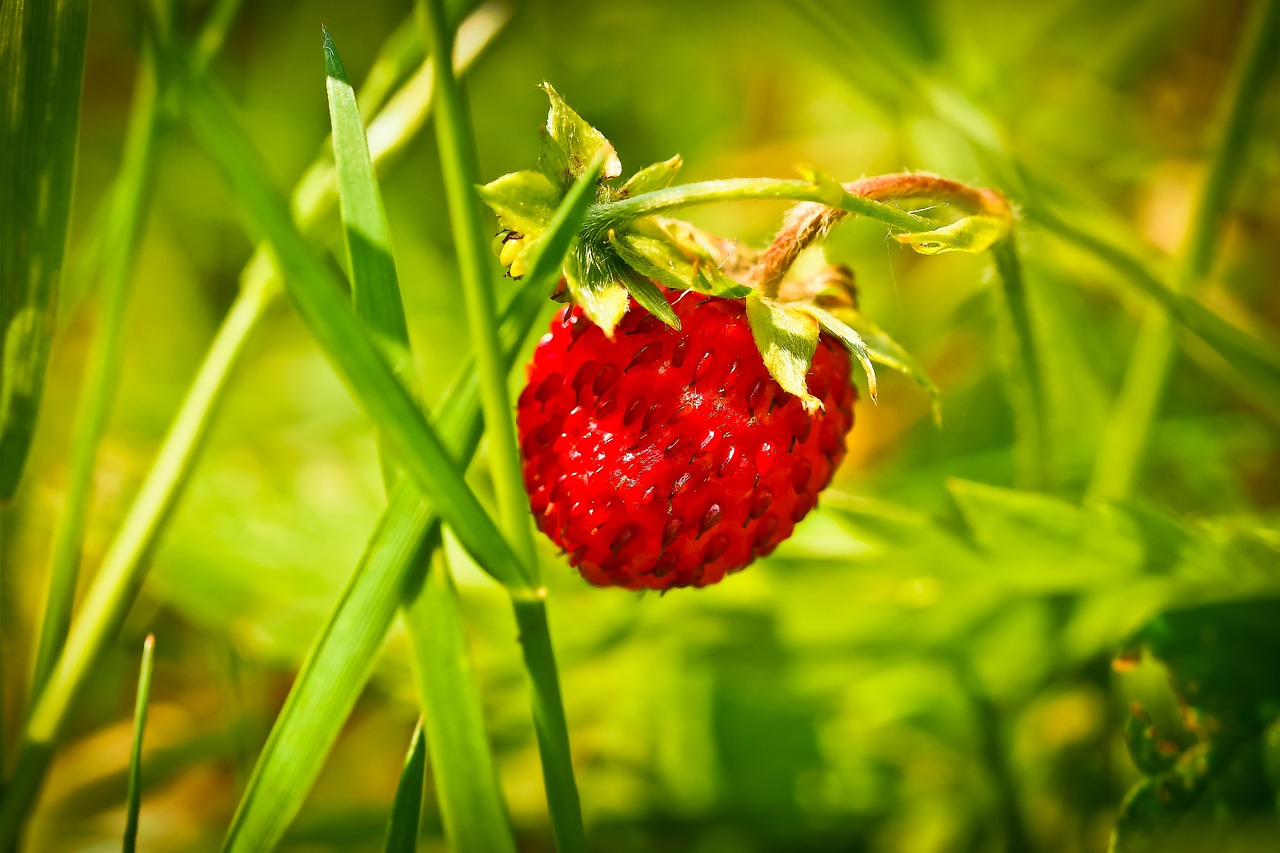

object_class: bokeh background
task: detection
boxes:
[3,0,1279,850]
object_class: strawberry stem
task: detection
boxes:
[749,174,1011,298]
[587,177,934,238]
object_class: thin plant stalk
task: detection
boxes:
[418,2,587,848]
[30,19,165,704]
[418,0,536,571]
[990,238,1048,489]
[1087,0,1280,502]
[123,634,156,853]
[587,177,933,236]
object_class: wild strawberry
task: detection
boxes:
[517,290,856,590]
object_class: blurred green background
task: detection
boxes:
[3,0,1279,849]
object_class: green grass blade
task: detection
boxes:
[420,2,588,846]
[327,27,515,849]
[323,27,411,367]
[220,170,594,851]
[177,65,532,592]
[0,0,90,500]
[0,12,498,834]
[30,27,165,708]
[384,719,428,853]
[123,634,156,853]
[403,550,517,853]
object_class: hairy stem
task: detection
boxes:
[746,173,1010,297]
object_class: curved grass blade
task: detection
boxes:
[123,634,156,853]
[384,719,428,853]
[0,0,91,500]
[220,164,597,853]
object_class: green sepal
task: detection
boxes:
[565,243,629,337]
[609,226,693,292]
[691,263,753,299]
[621,268,680,329]
[745,293,822,413]
[790,303,878,403]
[619,155,682,196]
[476,170,560,236]
[537,83,621,191]
[610,220,753,299]
[894,214,1007,255]
[838,308,941,423]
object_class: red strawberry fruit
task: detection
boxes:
[517,290,856,590]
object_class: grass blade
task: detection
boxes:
[323,27,411,374]
[384,719,428,853]
[0,11,507,837]
[327,27,515,850]
[0,0,91,499]
[177,65,532,592]
[419,2,589,847]
[31,22,166,707]
[403,549,516,853]
[220,167,596,850]
[123,634,156,853]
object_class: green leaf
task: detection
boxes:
[537,82,621,190]
[404,549,516,853]
[894,214,1008,255]
[620,154,682,196]
[621,268,680,329]
[565,244,629,336]
[324,27,415,395]
[123,634,155,853]
[382,720,426,853]
[745,293,822,412]
[790,303,879,403]
[0,0,91,500]
[840,309,941,422]
[477,169,561,235]
[180,67,532,590]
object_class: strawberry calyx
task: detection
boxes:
[478,84,1015,419]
